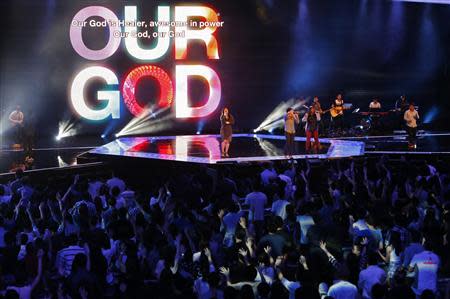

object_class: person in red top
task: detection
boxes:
[302,106,321,153]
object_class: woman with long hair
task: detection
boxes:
[220,107,234,157]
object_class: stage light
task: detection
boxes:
[101,134,106,139]
[57,155,68,167]
[424,105,439,124]
[254,97,308,133]
[56,119,78,141]
[116,107,172,137]
[196,131,201,135]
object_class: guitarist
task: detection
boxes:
[331,94,345,135]
[9,105,24,145]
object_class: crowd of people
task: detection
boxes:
[0,156,449,299]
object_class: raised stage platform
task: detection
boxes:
[2,132,450,175]
[84,134,365,164]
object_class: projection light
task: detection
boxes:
[56,120,78,141]
[253,98,308,133]
[115,107,172,137]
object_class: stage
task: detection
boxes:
[2,132,450,175]
[82,134,364,164]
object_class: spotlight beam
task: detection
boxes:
[254,98,308,132]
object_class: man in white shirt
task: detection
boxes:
[404,103,419,148]
[260,163,277,186]
[9,106,24,145]
[245,183,268,223]
[358,253,386,299]
[327,280,358,299]
[408,241,440,296]
[55,234,86,277]
[245,180,268,238]
[369,99,381,110]
[271,196,290,220]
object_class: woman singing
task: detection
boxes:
[220,107,234,157]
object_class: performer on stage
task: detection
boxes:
[284,107,299,158]
[369,98,382,132]
[395,95,408,113]
[396,95,409,129]
[312,96,323,114]
[302,106,321,153]
[8,105,24,146]
[220,107,234,157]
[330,94,345,135]
[404,103,419,149]
[312,96,324,135]
[369,98,381,110]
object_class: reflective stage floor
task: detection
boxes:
[2,132,450,175]
[85,134,365,164]
[338,132,450,155]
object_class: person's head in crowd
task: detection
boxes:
[335,264,350,281]
[391,268,408,287]
[371,283,387,299]
[65,234,78,247]
[389,230,403,254]
[71,253,87,273]
[367,252,379,266]
[270,281,289,299]
[19,233,28,246]
[420,289,436,299]
[4,290,19,299]
[410,229,422,244]
[111,186,121,198]
[258,282,271,299]
[239,284,255,299]
[14,169,24,180]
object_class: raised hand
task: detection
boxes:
[238,248,248,257]
[219,267,230,276]
[361,237,369,246]
[239,216,247,229]
[319,240,328,252]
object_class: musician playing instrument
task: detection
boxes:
[368,98,382,133]
[369,98,381,110]
[331,94,345,134]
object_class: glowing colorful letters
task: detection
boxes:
[69,5,222,121]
